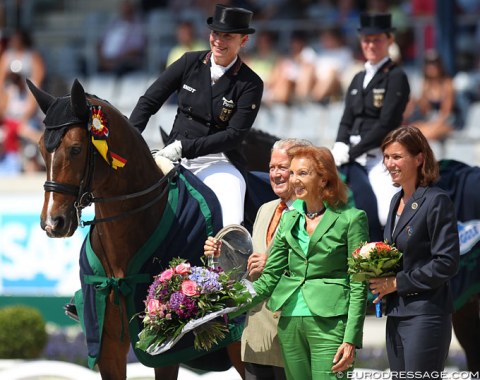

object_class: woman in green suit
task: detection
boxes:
[251,146,369,380]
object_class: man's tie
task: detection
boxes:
[266,201,288,246]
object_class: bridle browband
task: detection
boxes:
[44,105,178,227]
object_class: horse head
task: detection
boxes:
[28,79,161,238]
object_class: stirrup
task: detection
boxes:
[64,302,79,323]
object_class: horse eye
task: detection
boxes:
[70,146,82,156]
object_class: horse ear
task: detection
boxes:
[70,79,89,120]
[26,79,55,115]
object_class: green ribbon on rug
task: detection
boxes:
[84,273,150,341]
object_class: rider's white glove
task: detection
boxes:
[331,142,350,167]
[355,153,367,167]
[156,140,182,162]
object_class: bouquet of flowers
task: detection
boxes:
[348,241,403,317]
[136,257,253,355]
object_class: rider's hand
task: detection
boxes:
[355,153,367,167]
[331,142,350,167]
[156,140,182,161]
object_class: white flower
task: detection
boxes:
[359,242,377,259]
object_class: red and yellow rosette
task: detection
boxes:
[89,106,127,170]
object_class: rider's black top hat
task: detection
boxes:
[357,13,395,35]
[207,4,255,35]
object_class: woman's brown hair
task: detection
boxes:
[381,125,439,186]
[288,145,348,208]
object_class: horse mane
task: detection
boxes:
[86,93,146,144]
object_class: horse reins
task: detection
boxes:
[79,166,178,227]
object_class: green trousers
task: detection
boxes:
[277,315,355,380]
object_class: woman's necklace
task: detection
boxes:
[305,207,326,219]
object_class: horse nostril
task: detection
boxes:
[53,215,66,231]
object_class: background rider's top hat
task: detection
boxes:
[357,13,395,35]
[207,4,255,34]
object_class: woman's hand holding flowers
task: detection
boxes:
[369,276,397,303]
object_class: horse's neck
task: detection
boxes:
[91,199,164,277]
[90,165,166,277]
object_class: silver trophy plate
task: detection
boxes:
[214,224,253,280]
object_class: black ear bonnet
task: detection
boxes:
[42,96,89,152]
[27,79,90,153]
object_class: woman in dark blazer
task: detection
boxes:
[129,4,263,227]
[369,125,460,376]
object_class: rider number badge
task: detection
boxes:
[373,88,385,108]
[219,97,235,122]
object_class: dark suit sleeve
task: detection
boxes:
[349,70,410,160]
[180,74,263,158]
[129,54,187,132]
[345,208,369,347]
[336,74,360,144]
[396,192,460,295]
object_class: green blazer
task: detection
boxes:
[252,202,369,347]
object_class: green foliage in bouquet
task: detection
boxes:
[348,241,403,281]
[0,305,48,359]
[136,257,252,353]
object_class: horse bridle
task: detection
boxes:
[44,125,178,227]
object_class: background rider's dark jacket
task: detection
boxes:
[129,50,264,171]
[336,59,410,161]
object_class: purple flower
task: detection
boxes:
[189,267,223,294]
[147,276,163,302]
[168,291,198,319]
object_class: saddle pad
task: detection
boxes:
[437,159,480,311]
[74,166,243,369]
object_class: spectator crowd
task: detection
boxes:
[1,0,480,176]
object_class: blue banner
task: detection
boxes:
[0,195,92,296]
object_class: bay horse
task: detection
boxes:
[28,79,249,379]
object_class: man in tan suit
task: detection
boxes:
[243,138,312,380]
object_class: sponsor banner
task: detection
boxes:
[458,220,480,255]
[0,194,92,296]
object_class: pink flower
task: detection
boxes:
[181,280,199,296]
[352,248,361,259]
[159,268,175,282]
[175,262,191,275]
[147,299,162,316]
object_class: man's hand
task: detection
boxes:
[247,252,268,277]
[204,236,221,258]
